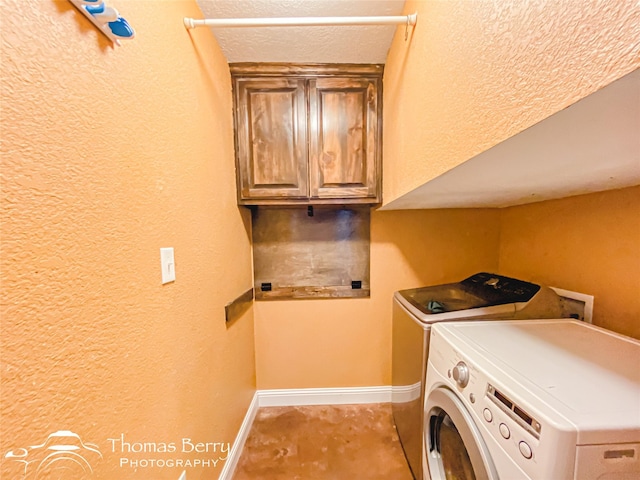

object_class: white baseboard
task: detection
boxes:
[218,385,392,480]
[257,385,392,407]
[217,393,259,480]
[391,382,421,403]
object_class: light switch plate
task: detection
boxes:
[160,247,175,284]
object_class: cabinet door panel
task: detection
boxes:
[235,78,308,200]
[309,78,380,201]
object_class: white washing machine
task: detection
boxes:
[424,319,640,480]
[392,273,562,479]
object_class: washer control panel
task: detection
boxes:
[461,272,541,303]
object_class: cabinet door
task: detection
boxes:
[308,78,381,202]
[234,78,308,202]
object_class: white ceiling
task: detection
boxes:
[195,0,406,64]
[382,68,640,209]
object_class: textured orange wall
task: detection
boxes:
[0,1,254,479]
[383,0,640,205]
[254,209,500,388]
[499,186,640,339]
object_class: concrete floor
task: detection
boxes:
[232,403,414,480]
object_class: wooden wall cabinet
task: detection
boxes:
[231,64,383,205]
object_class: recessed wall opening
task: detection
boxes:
[251,206,370,300]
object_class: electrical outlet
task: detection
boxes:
[160,247,176,284]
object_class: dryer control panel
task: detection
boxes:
[426,327,577,480]
[486,384,541,439]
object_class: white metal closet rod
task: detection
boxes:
[183,13,417,30]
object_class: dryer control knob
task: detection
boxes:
[452,362,469,388]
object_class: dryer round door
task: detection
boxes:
[424,387,498,480]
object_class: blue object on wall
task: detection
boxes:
[107,17,134,39]
[68,0,135,45]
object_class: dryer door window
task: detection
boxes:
[425,388,498,480]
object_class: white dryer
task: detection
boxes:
[424,319,640,480]
[392,273,562,479]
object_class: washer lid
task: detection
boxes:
[436,320,640,445]
[394,290,515,324]
[398,273,542,315]
[398,283,490,313]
